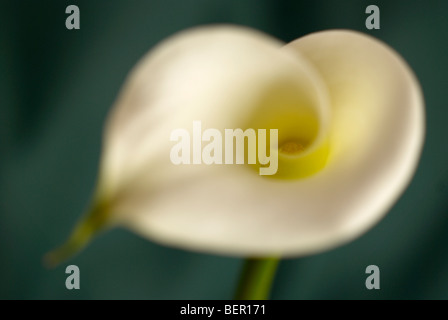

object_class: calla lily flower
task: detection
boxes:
[46,25,424,265]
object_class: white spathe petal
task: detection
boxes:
[98,25,328,199]
[89,27,424,258]
[282,30,424,250]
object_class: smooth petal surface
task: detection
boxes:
[99,26,329,198]
[49,26,424,262]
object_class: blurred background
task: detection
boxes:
[1,0,447,299]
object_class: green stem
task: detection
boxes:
[234,257,280,300]
[43,199,109,268]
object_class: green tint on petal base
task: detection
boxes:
[44,199,110,267]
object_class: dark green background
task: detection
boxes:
[1,0,447,299]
